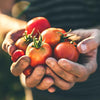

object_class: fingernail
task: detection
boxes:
[81,44,87,53]
[46,58,52,65]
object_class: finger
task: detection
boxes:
[71,29,100,53]
[20,73,27,87]
[83,49,97,74]
[48,87,56,93]
[10,55,30,76]
[46,67,75,90]
[2,37,15,53]
[77,37,98,53]
[26,65,45,88]
[58,58,88,80]
[7,29,25,42]
[2,29,25,54]
[8,45,17,56]
[36,77,54,90]
[46,57,77,82]
[71,29,94,40]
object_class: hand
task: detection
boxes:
[2,29,55,93]
[45,29,100,90]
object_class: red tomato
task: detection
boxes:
[26,42,52,67]
[23,66,33,76]
[41,28,67,47]
[54,41,79,62]
[26,17,51,37]
[11,49,25,62]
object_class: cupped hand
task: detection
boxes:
[46,29,100,90]
[2,29,55,92]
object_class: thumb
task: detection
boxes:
[77,36,98,53]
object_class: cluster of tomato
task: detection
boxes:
[11,17,80,76]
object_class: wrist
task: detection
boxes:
[0,13,27,43]
[0,13,27,33]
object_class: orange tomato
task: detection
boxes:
[41,28,66,47]
[26,42,52,67]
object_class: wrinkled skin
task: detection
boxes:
[2,29,100,92]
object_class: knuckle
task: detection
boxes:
[79,68,88,78]
[79,76,89,82]
[60,84,72,90]
[26,78,39,88]
[10,65,21,76]
[11,71,19,76]
[10,68,20,76]
[67,76,75,82]
[79,71,85,78]
[56,69,64,76]
[77,69,89,82]
[36,71,44,77]
[93,29,99,33]
[62,82,75,90]
[36,67,45,76]
[79,72,84,78]
[58,81,75,91]
[17,56,30,67]
[2,42,7,51]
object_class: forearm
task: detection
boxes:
[0,13,27,43]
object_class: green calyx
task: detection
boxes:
[70,40,77,47]
[32,35,44,49]
[24,28,35,44]
[59,29,73,42]
[58,29,77,47]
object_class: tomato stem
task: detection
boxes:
[70,40,77,47]
[60,29,75,42]
[24,28,35,44]
[32,35,44,49]
[60,34,74,42]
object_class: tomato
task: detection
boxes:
[26,36,52,67]
[23,66,33,76]
[15,31,33,51]
[11,49,25,62]
[15,37,28,51]
[54,41,79,62]
[26,17,51,37]
[41,28,69,47]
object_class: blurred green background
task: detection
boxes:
[0,47,25,100]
